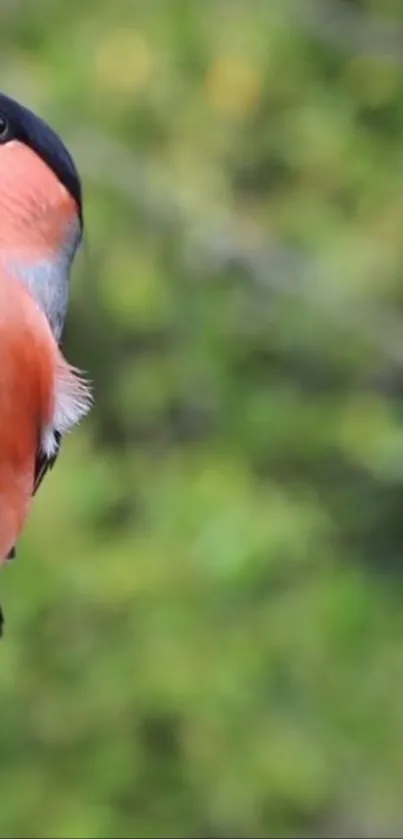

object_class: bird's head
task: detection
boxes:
[0,92,83,340]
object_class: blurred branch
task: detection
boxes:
[72,127,403,369]
[286,0,403,62]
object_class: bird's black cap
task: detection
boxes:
[0,92,83,226]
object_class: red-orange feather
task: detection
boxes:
[0,271,57,560]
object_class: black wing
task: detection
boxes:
[5,430,62,561]
[33,430,62,496]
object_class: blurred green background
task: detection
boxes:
[3,0,403,836]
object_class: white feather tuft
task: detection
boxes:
[53,362,93,435]
[41,362,93,457]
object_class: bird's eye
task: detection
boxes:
[0,115,10,143]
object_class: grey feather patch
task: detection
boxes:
[4,217,81,341]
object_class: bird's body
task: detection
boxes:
[0,91,92,630]
[0,271,90,561]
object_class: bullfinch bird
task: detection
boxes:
[0,92,92,634]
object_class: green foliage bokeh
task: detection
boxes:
[2,1,403,836]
